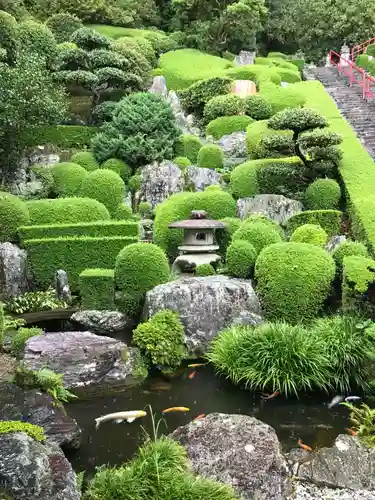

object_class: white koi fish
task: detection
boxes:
[95,410,147,430]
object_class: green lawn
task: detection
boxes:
[87,24,164,39]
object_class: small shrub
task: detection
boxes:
[79,268,115,310]
[332,241,369,269]
[206,115,252,140]
[275,67,301,83]
[197,144,224,170]
[0,421,45,442]
[51,162,88,197]
[173,156,191,169]
[79,169,125,216]
[70,151,99,171]
[356,54,370,70]
[232,221,282,254]
[128,174,141,193]
[255,242,336,323]
[259,81,306,114]
[305,178,341,210]
[115,243,170,314]
[216,217,242,255]
[133,310,186,371]
[256,133,295,158]
[226,240,257,278]
[203,94,243,124]
[243,94,273,120]
[0,192,30,242]
[342,255,375,317]
[175,134,202,163]
[195,264,216,276]
[268,107,327,134]
[286,210,341,237]
[179,76,233,116]
[17,20,56,63]
[230,158,259,197]
[10,327,43,358]
[101,158,132,181]
[245,214,284,238]
[290,224,328,247]
[45,13,83,43]
[245,119,293,159]
[4,289,67,314]
[256,156,306,198]
[138,201,153,219]
[114,203,133,220]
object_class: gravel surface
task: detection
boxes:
[294,482,375,500]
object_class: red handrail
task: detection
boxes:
[329,49,375,102]
[351,37,375,60]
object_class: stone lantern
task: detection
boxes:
[168,210,225,274]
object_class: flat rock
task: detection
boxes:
[144,275,262,356]
[293,481,375,500]
[171,413,291,500]
[139,161,185,208]
[297,434,375,491]
[237,195,303,225]
[186,165,221,191]
[0,432,80,500]
[23,331,146,394]
[71,310,132,334]
[0,242,29,300]
[217,132,247,168]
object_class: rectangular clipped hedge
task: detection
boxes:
[23,125,99,149]
[23,236,137,291]
[19,220,139,241]
[296,80,375,254]
[79,268,115,310]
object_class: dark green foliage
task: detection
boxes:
[71,27,110,50]
[256,133,295,158]
[173,156,191,169]
[79,169,125,216]
[4,289,68,314]
[255,242,336,323]
[70,151,99,171]
[10,327,43,358]
[195,264,216,276]
[143,31,178,55]
[17,20,57,63]
[226,240,257,278]
[206,115,253,140]
[23,125,99,149]
[111,41,152,80]
[45,13,83,43]
[0,10,17,65]
[101,158,131,181]
[269,107,327,135]
[232,220,283,254]
[92,101,118,125]
[197,144,224,170]
[245,119,293,159]
[175,134,202,163]
[92,92,180,168]
[115,243,170,314]
[51,162,88,197]
[26,197,110,225]
[133,310,186,371]
[256,156,307,197]
[207,322,332,396]
[305,178,341,210]
[19,220,139,241]
[332,241,368,269]
[128,174,141,193]
[24,235,137,290]
[342,255,375,318]
[243,94,273,120]
[203,94,243,124]
[286,209,341,236]
[290,224,328,246]
[79,268,115,310]
[0,192,30,242]
[179,77,233,118]
[342,402,375,448]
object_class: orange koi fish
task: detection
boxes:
[193,413,206,421]
[188,371,196,380]
[346,428,357,436]
[162,407,190,414]
[298,439,313,452]
[188,363,206,368]
[261,390,280,400]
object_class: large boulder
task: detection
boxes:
[0,432,80,500]
[297,434,375,491]
[139,161,185,208]
[217,132,247,168]
[23,331,147,394]
[236,194,303,225]
[0,242,29,300]
[71,310,132,335]
[171,413,291,500]
[144,275,262,356]
[293,482,375,500]
[186,165,221,191]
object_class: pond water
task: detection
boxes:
[64,363,351,475]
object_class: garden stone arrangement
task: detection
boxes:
[1,2,375,499]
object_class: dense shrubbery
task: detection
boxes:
[226,240,257,278]
[101,158,131,181]
[0,192,29,242]
[79,169,125,216]
[245,120,293,159]
[26,198,110,225]
[173,156,191,169]
[286,209,341,236]
[17,20,57,63]
[175,134,202,163]
[342,255,375,317]
[197,144,224,170]
[179,76,233,117]
[259,82,306,114]
[305,178,341,210]
[195,263,216,276]
[290,224,328,247]
[243,94,273,120]
[51,162,88,197]
[79,268,115,310]
[45,13,83,43]
[332,241,369,270]
[203,94,243,124]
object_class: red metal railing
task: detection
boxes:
[351,37,375,61]
[329,50,375,102]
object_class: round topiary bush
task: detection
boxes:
[100,158,132,181]
[114,203,133,220]
[175,134,202,163]
[116,36,156,64]
[332,240,369,269]
[305,178,341,210]
[245,214,284,238]
[115,242,170,314]
[0,192,30,242]
[290,224,328,247]
[232,221,282,254]
[195,264,216,276]
[226,240,257,278]
[255,242,336,323]
[173,156,191,169]
[206,115,253,140]
[26,198,110,225]
[197,144,224,170]
[138,201,153,219]
[45,13,83,44]
[111,41,152,82]
[51,162,88,197]
[70,151,99,171]
[17,20,56,62]
[216,217,242,255]
[229,160,260,198]
[79,169,125,216]
[243,94,273,120]
[203,94,243,124]
[0,11,17,64]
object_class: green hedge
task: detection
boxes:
[70,151,99,171]
[245,120,293,158]
[26,198,110,225]
[232,220,283,254]
[206,115,253,140]
[342,255,375,317]
[51,162,88,197]
[274,67,301,83]
[79,268,115,310]
[0,192,30,243]
[23,125,99,149]
[175,134,202,163]
[259,82,306,114]
[226,65,281,85]
[332,240,368,270]
[286,209,341,236]
[19,220,139,241]
[24,236,137,290]
[197,144,224,169]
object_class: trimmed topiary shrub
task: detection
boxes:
[269,107,327,135]
[138,201,153,219]
[305,178,341,210]
[45,13,83,44]
[195,264,216,276]
[51,162,88,197]
[197,144,224,170]
[26,198,110,225]
[206,116,252,140]
[255,242,336,323]
[245,214,284,238]
[203,94,243,124]
[79,169,125,216]
[133,310,186,373]
[259,82,306,114]
[100,158,132,181]
[17,20,57,63]
[173,156,191,169]
[275,67,301,83]
[128,174,141,193]
[216,217,242,255]
[179,76,233,116]
[0,192,30,243]
[332,240,369,269]
[116,36,156,65]
[114,203,133,220]
[286,210,341,237]
[70,151,99,171]
[115,242,170,314]
[232,220,282,254]
[79,268,115,310]
[245,120,293,159]
[290,224,328,247]
[175,134,202,163]
[226,240,257,278]
[0,11,18,65]
[243,94,273,120]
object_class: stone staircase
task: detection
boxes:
[307,66,375,158]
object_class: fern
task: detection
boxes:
[342,402,375,447]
